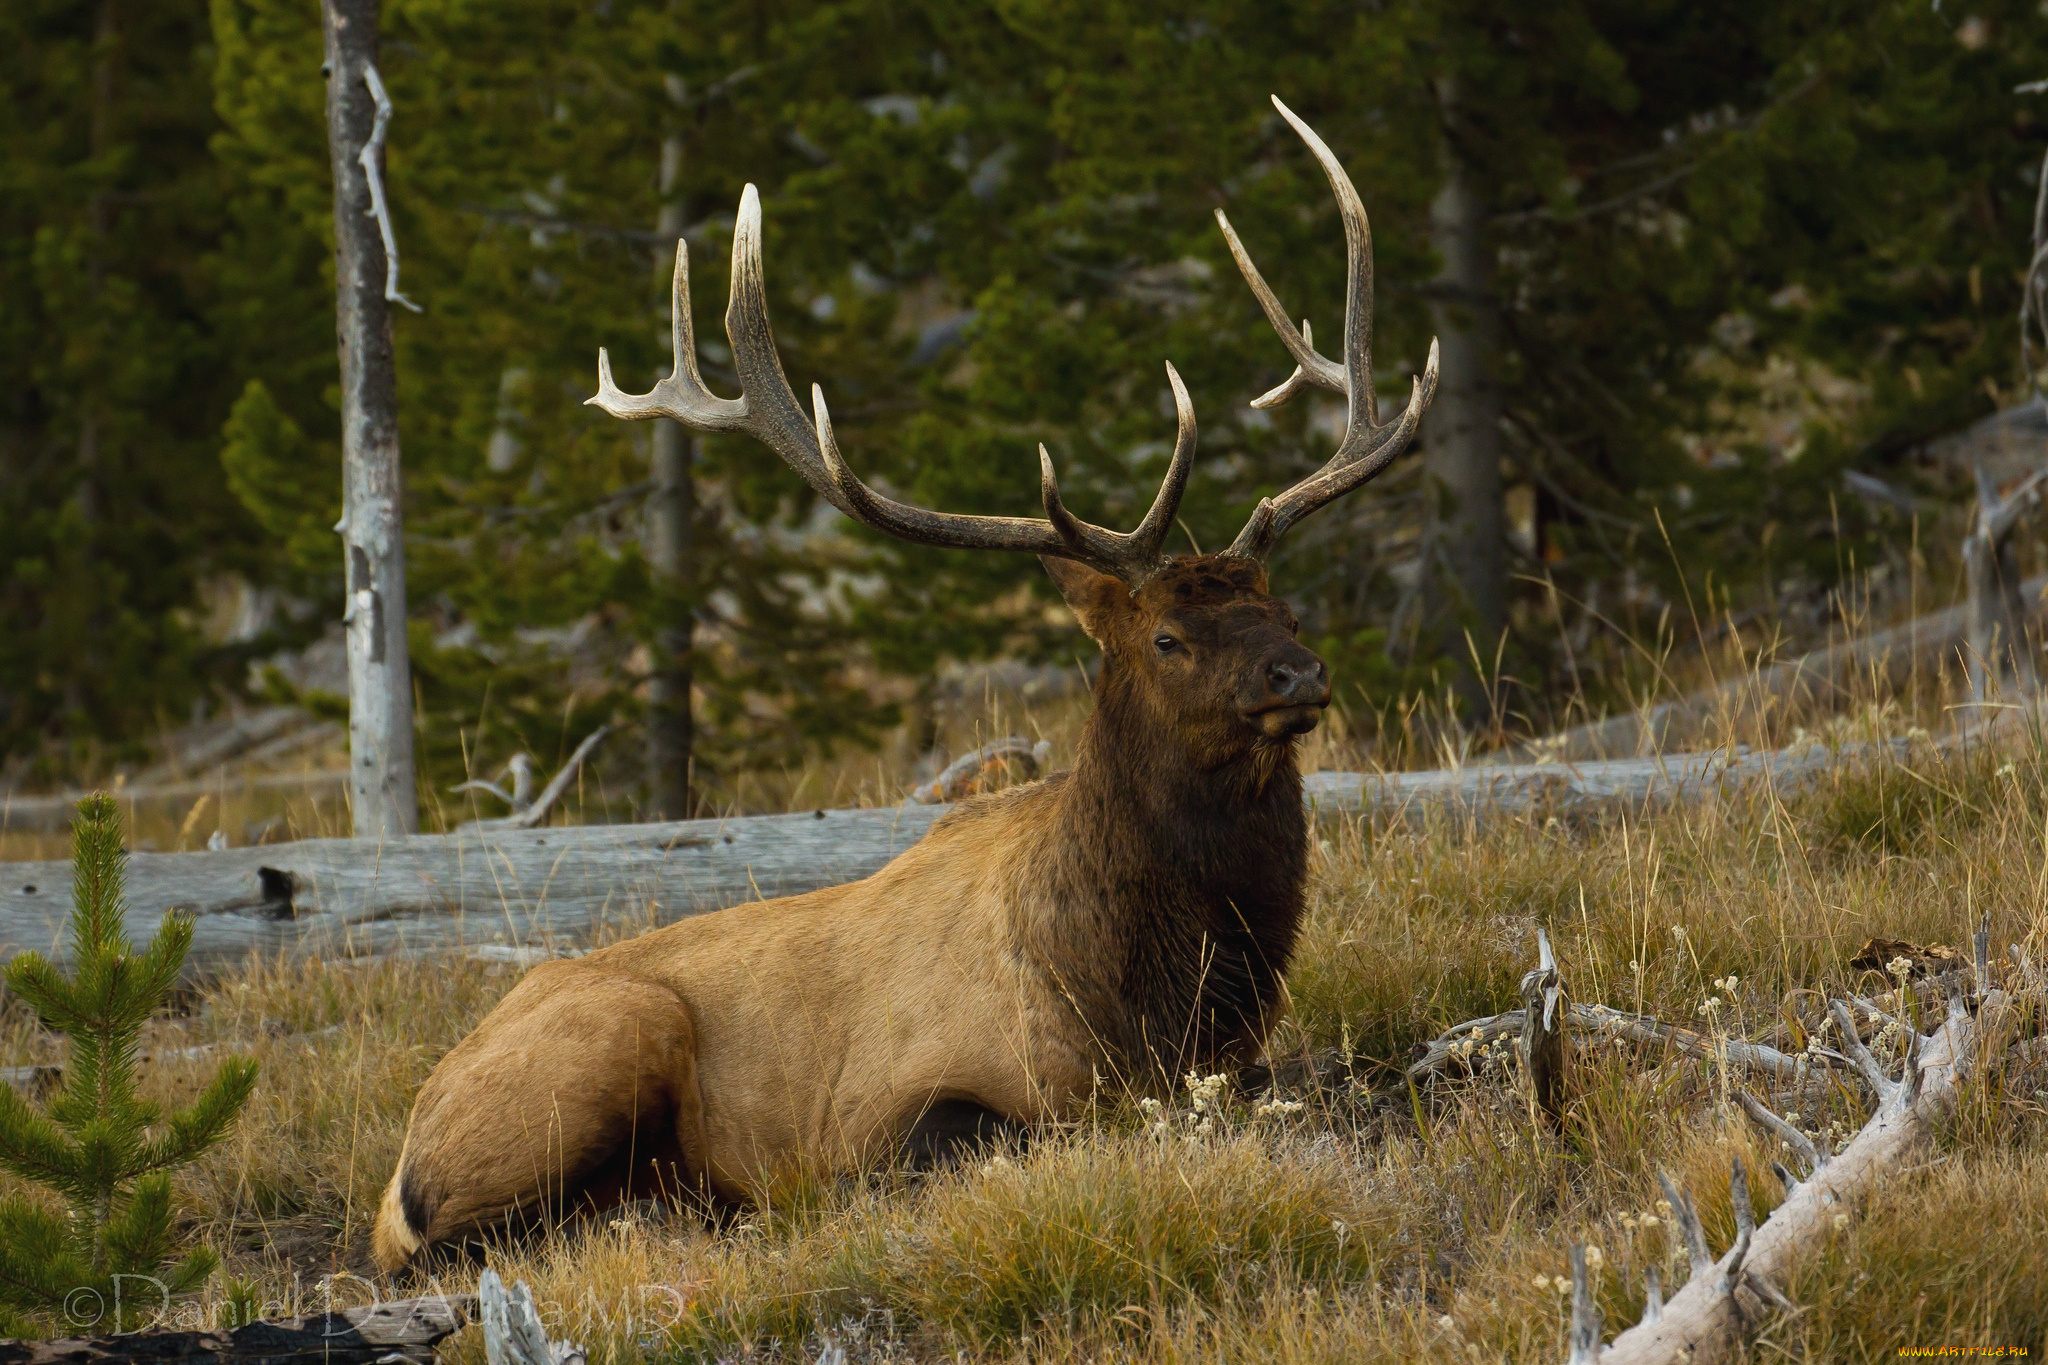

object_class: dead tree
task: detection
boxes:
[644,71,697,820]
[1422,74,1508,703]
[322,0,418,836]
[1963,458,2047,702]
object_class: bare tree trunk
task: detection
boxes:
[61,0,118,724]
[1422,77,1507,708]
[322,0,417,837]
[644,78,696,820]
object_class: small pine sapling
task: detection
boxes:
[0,794,259,1334]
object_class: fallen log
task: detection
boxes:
[1485,576,2048,765]
[1,804,946,976]
[0,1294,472,1365]
[0,746,1867,978]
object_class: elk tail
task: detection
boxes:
[372,1155,429,1272]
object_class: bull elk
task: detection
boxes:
[373,96,1437,1272]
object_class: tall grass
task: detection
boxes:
[4,716,2044,1359]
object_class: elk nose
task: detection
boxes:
[1266,653,1329,706]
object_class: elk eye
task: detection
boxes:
[1154,634,1179,654]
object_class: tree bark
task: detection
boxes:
[1423,77,1507,708]
[322,0,417,836]
[644,79,697,820]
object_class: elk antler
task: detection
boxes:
[589,185,1195,587]
[1215,96,1440,561]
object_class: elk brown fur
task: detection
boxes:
[373,96,1436,1271]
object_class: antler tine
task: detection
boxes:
[1227,341,1439,560]
[1213,212,1345,394]
[1039,363,1194,571]
[590,184,1200,584]
[589,185,855,517]
[1250,319,1318,410]
[724,185,845,503]
[1272,96,1377,428]
[589,233,744,429]
[1122,361,1198,557]
[1218,96,1440,562]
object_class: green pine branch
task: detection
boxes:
[0,794,257,1331]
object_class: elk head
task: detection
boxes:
[590,96,1438,762]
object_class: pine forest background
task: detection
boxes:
[6,0,2047,815]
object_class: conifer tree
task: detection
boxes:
[0,794,258,1335]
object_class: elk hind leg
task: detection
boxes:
[373,965,709,1270]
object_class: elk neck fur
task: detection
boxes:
[1025,629,1309,1084]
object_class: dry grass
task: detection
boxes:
[5,725,2048,1359]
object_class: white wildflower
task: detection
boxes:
[1184,1071,1230,1115]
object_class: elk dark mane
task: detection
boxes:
[1035,557,1313,1083]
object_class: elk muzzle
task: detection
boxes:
[1240,641,1331,737]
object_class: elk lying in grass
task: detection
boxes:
[373,97,1437,1272]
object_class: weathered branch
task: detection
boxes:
[1735,1089,1824,1175]
[0,1294,471,1365]
[1566,1243,1601,1365]
[1828,998,1900,1103]
[1,802,947,978]
[1406,1000,1838,1086]
[0,744,1949,980]
[358,64,420,314]
[456,726,610,831]
[1520,928,1567,1130]
[1657,1170,1713,1282]
[1573,1002,1843,1083]
[1588,986,2007,1364]
[479,1271,584,1365]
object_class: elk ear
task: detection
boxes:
[1041,556,1131,646]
